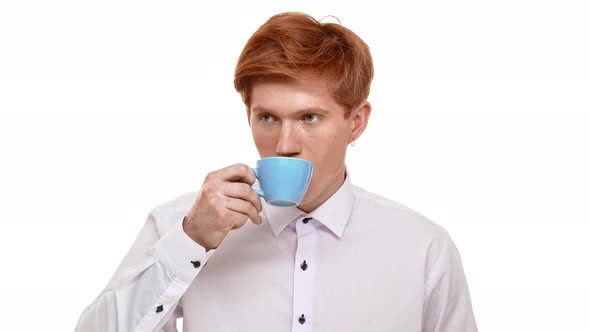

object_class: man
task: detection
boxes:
[76,12,478,332]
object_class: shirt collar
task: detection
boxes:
[260,168,355,238]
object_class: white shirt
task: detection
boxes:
[75,172,478,332]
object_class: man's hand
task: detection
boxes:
[182,164,263,251]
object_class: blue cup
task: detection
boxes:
[252,157,314,207]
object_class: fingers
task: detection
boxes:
[199,163,262,229]
[208,163,257,185]
[223,182,263,212]
[224,197,263,225]
[186,164,263,250]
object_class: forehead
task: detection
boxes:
[250,76,343,115]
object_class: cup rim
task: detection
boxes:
[258,156,311,163]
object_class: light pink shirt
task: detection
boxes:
[76,172,478,331]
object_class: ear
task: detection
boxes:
[350,101,372,142]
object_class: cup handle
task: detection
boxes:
[251,167,264,197]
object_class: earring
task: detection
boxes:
[350,139,356,147]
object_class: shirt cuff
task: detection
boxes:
[150,218,211,283]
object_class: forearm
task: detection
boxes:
[75,259,184,331]
[75,211,210,332]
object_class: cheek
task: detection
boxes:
[311,131,348,157]
[307,135,347,173]
[252,130,277,155]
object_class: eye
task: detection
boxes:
[303,114,319,122]
[259,114,275,122]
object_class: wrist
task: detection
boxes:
[182,216,212,251]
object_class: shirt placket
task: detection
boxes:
[292,216,318,332]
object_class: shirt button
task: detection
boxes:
[156,305,163,313]
[302,217,312,224]
[300,260,308,271]
[191,260,201,268]
[298,314,306,324]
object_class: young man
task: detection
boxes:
[76,12,478,332]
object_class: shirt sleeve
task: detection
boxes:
[422,231,478,332]
[75,209,214,332]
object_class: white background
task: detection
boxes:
[1,0,589,331]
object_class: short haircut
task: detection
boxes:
[234,12,374,117]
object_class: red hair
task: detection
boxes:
[234,12,374,117]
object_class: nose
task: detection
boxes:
[275,122,301,157]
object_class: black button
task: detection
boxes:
[300,260,308,271]
[298,314,306,324]
[191,260,201,268]
[302,217,312,224]
[156,305,163,313]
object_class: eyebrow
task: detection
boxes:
[251,106,331,116]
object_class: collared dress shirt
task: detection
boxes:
[75,172,478,332]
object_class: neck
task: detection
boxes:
[297,165,346,213]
